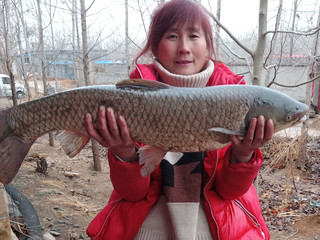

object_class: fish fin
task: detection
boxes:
[116,79,171,91]
[0,110,33,184]
[208,127,244,136]
[57,130,90,157]
[138,145,166,177]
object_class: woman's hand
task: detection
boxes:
[84,106,137,163]
[230,115,274,163]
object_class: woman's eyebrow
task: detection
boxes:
[187,26,201,32]
[166,26,201,33]
[166,27,178,33]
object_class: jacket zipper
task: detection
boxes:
[203,151,220,240]
[203,151,266,240]
[234,200,265,239]
[93,199,122,240]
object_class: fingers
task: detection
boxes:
[251,116,265,147]
[83,113,104,143]
[262,119,274,145]
[97,106,122,145]
[230,135,241,146]
[242,118,257,146]
[107,107,121,138]
[84,106,134,148]
[230,116,274,163]
[245,116,274,149]
[118,115,132,145]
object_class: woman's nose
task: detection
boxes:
[177,39,190,55]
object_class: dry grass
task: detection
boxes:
[261,131,308,169]
[309,116,320,131]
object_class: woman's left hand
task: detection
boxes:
[230,115,274,163]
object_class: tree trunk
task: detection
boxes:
[80,0,90,86]
[19,0,38,96]
[15,7,31,101]
[72,0,78,82]
[125,0,130,76]
[49,3,59,92]
[37,0,54,146]
[17,25,31,100]
[80,0,101,171]
[1,0,17,106]
[290,0,298,57]
[252,0,268,86]
[298,6,320,168]
[215,0,221,57]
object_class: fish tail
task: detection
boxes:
[0,109,32,184]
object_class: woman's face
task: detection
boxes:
[156,23,208,75]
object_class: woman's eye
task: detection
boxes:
[190,34,199,38]
[167,34,177,39]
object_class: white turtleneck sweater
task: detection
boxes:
[154,59,214,88]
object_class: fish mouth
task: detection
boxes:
[299,114,308,122]
[291,112,309,126]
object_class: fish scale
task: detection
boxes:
[0,79,309,184]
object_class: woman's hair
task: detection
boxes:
[134,0,215,64]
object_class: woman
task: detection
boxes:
[85,0,272,239]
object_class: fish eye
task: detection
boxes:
[285,113,293,121]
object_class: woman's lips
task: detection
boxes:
[175,60,193,65]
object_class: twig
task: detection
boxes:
[208,12,254,58]
[270,74,320,88]
[265,27,320,37]
[285,230,299,239]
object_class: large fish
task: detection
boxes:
[0,79,308,183]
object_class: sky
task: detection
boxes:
[95,1,318,31]
[42,0,320,50]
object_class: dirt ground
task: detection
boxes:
[11,138,112,239]
[1,95,320,240]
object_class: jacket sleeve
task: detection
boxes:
[108,150,151,201]
[212,145,264,200]
[208,61,246,86]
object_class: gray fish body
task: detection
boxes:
[0,80,309,183]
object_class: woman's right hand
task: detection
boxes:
[84,106,137,163]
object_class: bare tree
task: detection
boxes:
[46,0,59,92]
[125,0,130,76]
[215,0,222,57]
[298,6,320,168]
[36,0,54,146]
[290,0,299,57]
[80,0,101,171]
[18,0,39,95]
[264,0,283,87]
[12,0,31,100]
[1,0,18,106]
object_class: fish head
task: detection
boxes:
[244,87,309,133]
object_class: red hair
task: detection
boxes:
[134,0,215,63]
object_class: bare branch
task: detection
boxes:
[89,41,124,62]
[265,26,320,37]
[86,0,96,12]
[214,31,246,60]
[136,0,147,35]
[208,12,254,58]
[269,74,320,88]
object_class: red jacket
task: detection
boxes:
[87,62,270,240]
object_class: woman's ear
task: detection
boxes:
[205,49,209,59]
